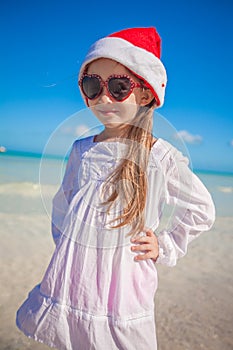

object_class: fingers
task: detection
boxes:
[134,252,155,261]
[144,228,154,236]
[131,243,154,252]
[131,236,151,245]
[131,229,154,244]
[131,228,159,262]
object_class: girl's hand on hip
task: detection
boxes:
[131,228,159,262]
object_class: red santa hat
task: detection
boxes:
[79,27,167,107]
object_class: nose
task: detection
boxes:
[97,85,113,103]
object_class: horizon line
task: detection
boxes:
[1,148,233,176]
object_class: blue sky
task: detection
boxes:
[1,0,233,172]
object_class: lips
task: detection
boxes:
[96,107,119,115]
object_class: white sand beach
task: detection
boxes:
[1,212,232,350]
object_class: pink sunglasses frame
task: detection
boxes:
[79,73,142,102]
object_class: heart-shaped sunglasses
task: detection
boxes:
[79,74,142,102]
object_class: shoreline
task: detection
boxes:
[1,150,233,176]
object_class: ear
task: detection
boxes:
[139,89,155,106]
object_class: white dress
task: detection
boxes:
[16,136,215,350]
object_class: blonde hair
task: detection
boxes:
[102,98,156,235]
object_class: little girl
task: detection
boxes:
[16,27,215,350]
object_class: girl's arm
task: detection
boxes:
[155,148,215,266]
[51,141,80,245]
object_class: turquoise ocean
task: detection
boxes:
[0,151,233,218]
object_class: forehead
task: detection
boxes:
[87,58,132,78]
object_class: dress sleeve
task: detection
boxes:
[155,147,215,267]
[51,141,80,245]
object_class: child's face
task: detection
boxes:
[85,58,146,128]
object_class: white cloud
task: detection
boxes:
[60,124,91,137]
[230,139,233,147]
[60,126,73,135]
[74,124,91,137]
[174,130,203,144]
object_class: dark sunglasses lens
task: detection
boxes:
[108,78,131,101]
[82,76,101,99]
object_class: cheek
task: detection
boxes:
[87,99,95,108]
[125,93,138,105]
[119,97,139,122]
